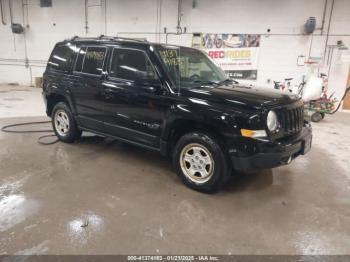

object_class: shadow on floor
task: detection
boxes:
[223,169,274,193]
[75,134,275,193]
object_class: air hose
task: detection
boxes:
[1,121,59,145]
[329,87,350,115]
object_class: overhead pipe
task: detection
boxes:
[155,0,163,42]
[161,0,186,44]
[307,33,314,59]
[158,0,162,42]
[176,0,183,34]
[84,0,103,35]
[22,0,30,27]
[104,0,107,35]
[0,63,45,67]
[21,0,29,69]
[327,46,335,76]
[84,0,88,34]
[9,0,13,24]
[319,0,328,35]
[0,58,46,64]
[323,0,335,59]
[155,0,159,42]
[8,0,16,51]
[84,0,102,35]
[0,0,6,25]
[116,31,350,37]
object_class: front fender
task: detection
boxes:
[161,102,241,141]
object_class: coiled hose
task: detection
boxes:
[1,120,59,145]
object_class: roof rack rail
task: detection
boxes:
[114,36,148,42]
[68,35,148,43]
[98,34,115,40]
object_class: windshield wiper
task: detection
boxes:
[191,80,218,86]
[217,78,239,85]
[191,79,238,87]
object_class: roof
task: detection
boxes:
[64,35,153,47]
[60,35,194,50]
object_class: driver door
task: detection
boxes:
[102,47,167,148]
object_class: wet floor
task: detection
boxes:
[1,113,350,255]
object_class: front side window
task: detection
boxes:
[77,46,106,75]
[155,46,227,89]
[48,44,77,72]
[109,48,157,81]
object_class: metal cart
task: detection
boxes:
[305,87,350,122]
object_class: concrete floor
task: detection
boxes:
[1,85,350,255]
[0,85,45,118]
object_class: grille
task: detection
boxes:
[279,106,304,135]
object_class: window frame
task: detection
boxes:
[73,46,87,73]
[73,45,108,77]
[107,47,160,83]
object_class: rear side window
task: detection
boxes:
[47,44,77,72]
[74,46,106,75]
[109,48,157,81]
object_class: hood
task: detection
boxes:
[180,83,300,110]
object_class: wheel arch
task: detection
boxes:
[46,93,73,117]
[162,118,228,156]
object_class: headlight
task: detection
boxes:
[267,110,278,131]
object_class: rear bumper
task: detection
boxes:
[230,124,312,172]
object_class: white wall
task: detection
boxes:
[0,0,349,99]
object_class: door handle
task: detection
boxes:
[104,88,114,100]
[103,87,115,100]
[102,83,122,100]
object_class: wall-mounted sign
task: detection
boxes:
[199,34,261,80]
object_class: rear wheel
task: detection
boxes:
[173,132,231,193]
[52,102,82,143]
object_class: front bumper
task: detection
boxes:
[229,124,312,172]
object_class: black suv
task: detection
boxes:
[42,36,312,192]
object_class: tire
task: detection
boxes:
[311,112,323,122]
[173,132,231,193]
[215,38,223,48]
[51,102,82,143]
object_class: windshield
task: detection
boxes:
[155,46,227,91]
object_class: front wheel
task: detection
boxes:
[311,112,323,122]
[173,132,231,193]
[52,102,82,143]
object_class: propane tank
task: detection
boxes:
[304,17,316,34]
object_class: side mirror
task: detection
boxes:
[134,71,162,93]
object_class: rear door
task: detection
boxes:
[70,46,108,131]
